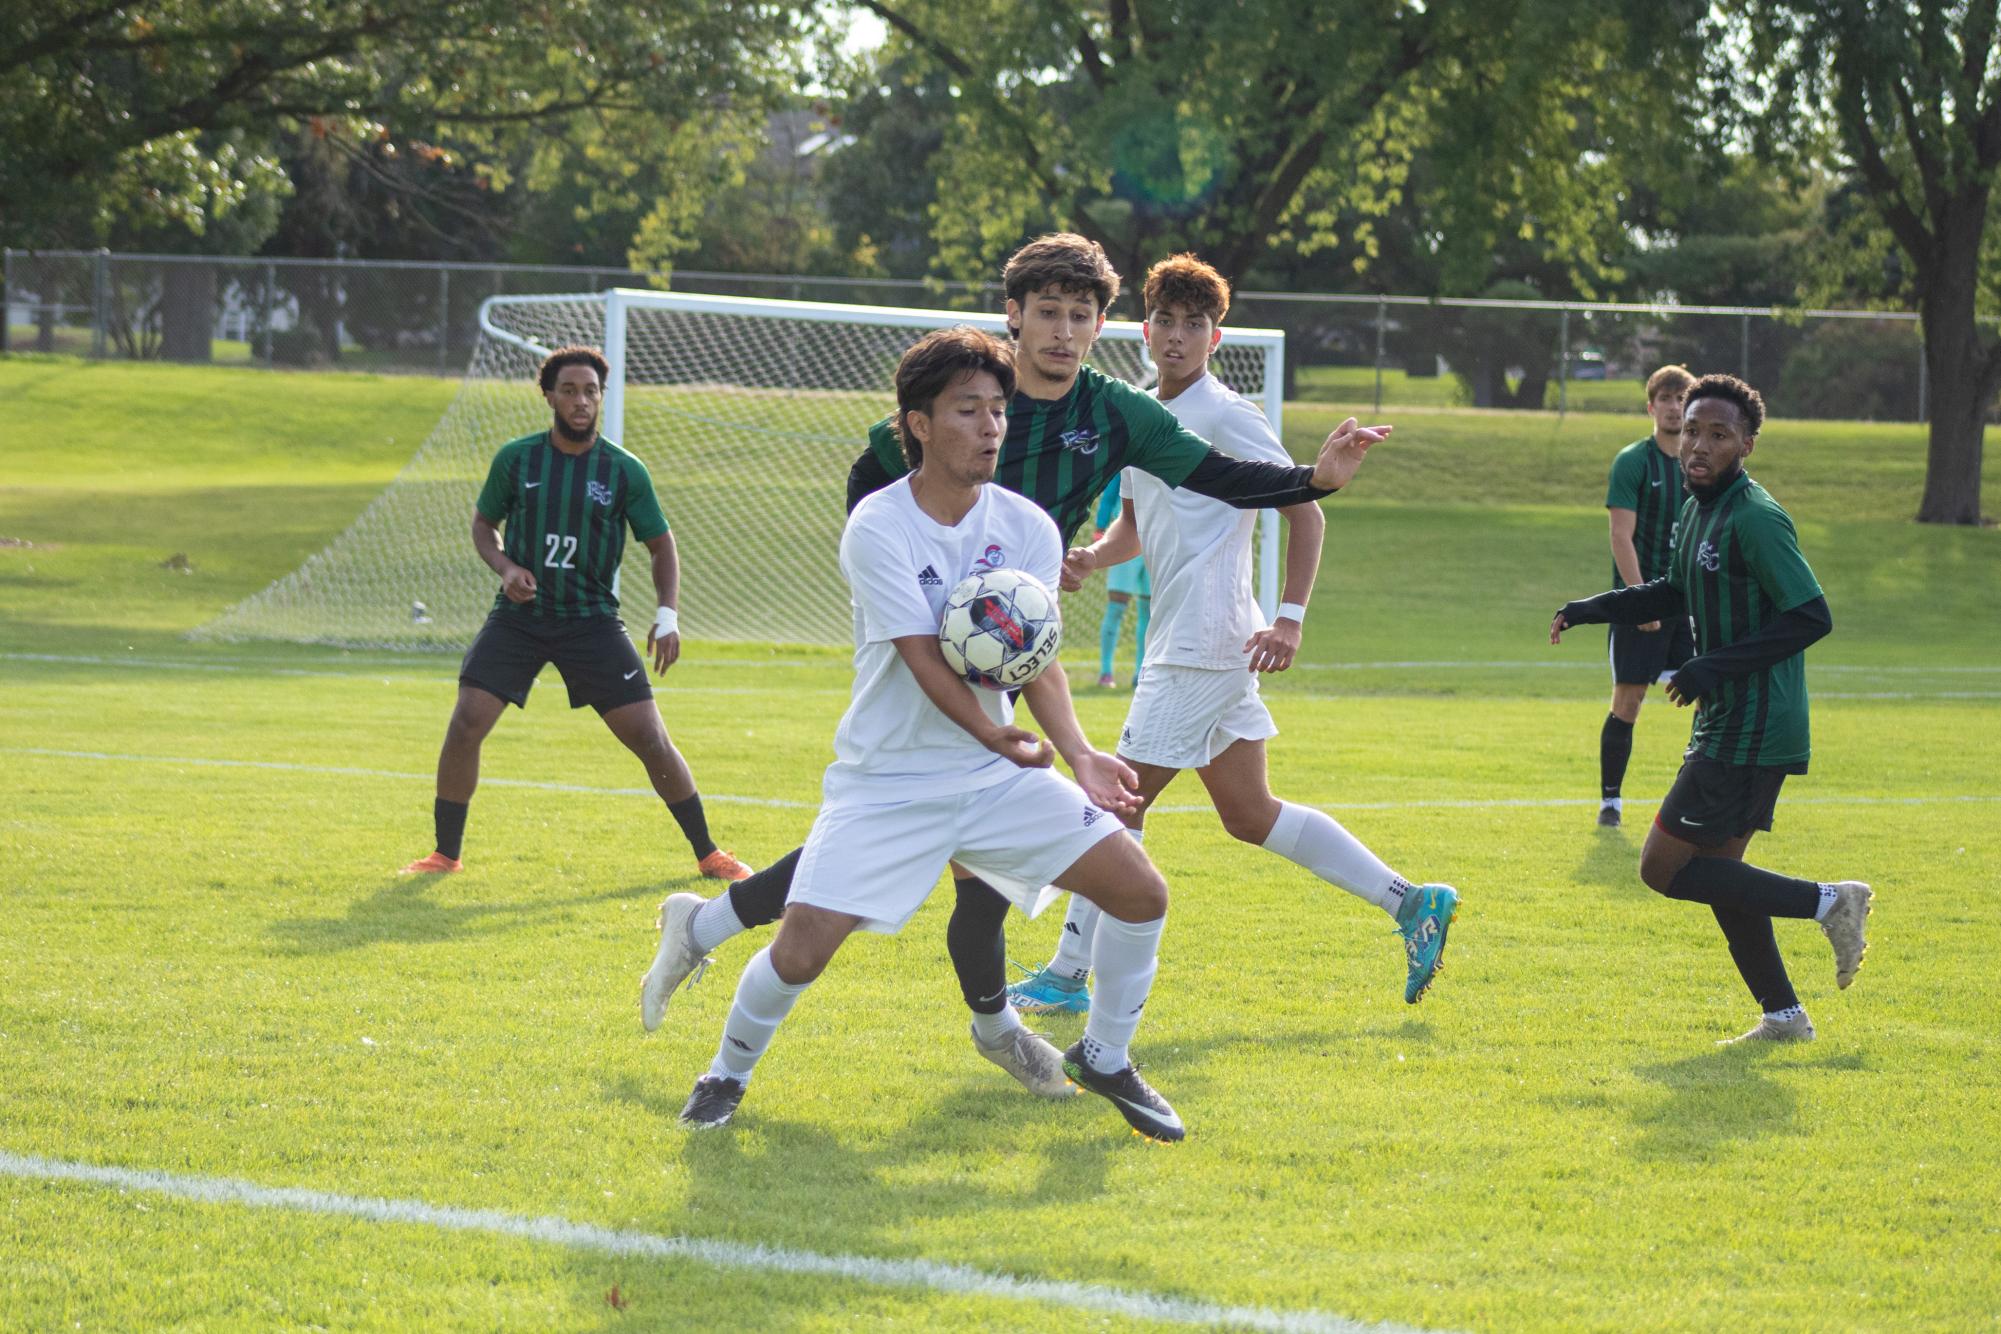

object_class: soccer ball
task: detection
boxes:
[938,568,1063,690]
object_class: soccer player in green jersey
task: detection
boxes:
[1551,374,1873,1043]
[643,236,1393,1087]
[399,345,753,883]
[1597,365,1697,827]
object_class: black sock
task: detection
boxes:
[1662,858,1821,919]
[1600,713,1634,800]
[667,794,718,861]
[946,876,1011,1014]
[1710,904,1801,1012]
[434,798,468,861]
[727,847,801,929]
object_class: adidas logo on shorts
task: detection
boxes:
[917,564,944,587]
[1082,807,1103,826]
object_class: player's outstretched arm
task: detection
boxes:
[1663,596,1832,707]
[1309,417,1392,492]
[889,634,1053,768]
[643,532,681,673]
[472,511,535,603]
[1019,668,1141,814]
[1551,578,1686,643]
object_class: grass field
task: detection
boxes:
[3,355,1998,1331]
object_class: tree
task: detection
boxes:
[0,1,818,252]
[1721,0,2001,524]
[848,0,1659,316]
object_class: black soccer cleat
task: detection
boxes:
[1596,804,1621,828]
[1061,1041,1185,1143]
[679,1074,746,1128]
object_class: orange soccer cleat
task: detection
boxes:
[399,851,464,874]
[697,849,755,881]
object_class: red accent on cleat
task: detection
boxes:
[399,852,463,874]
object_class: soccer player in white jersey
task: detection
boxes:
[1009,255,1461,1012]
[677,327,1187,1142]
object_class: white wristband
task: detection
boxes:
[1277,602,1308,623]
[653,606,679,637]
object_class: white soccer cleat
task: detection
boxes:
[640,893,712,1031]
[1820,881,1873,989]
[971,1023,1078,1099]
[1719,1011,1817,1044]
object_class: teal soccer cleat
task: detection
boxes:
[1006,964,1091,1015]
[1396,885,1459,1003]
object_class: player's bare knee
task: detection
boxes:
[1218,797,1280,845]
[1639,842,1683,895]
[1106,865,1169,923]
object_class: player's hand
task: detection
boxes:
[986,725,1056,769]
[648,628,680,674]
[1663,659,1716,709]
[1244,619,1302,673]
[1309,417,1391,491]
[1070,749,1142,814]
[502,565,537,603]
[1549,611,1570,645]
[1638,620,1662,633]
[1060,545,1099,593]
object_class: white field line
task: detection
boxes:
[7,747,1998,817]
[0,652,842,695]
[0,1150,1424,1334]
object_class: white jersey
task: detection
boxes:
[828,478,1063,801]
[1122,373,1292,668]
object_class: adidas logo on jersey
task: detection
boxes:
[917,564,944,587]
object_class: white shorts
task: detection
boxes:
[787,767,1127,933]
[1118,663,1278,770]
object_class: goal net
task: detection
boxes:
[194,289,1287,650]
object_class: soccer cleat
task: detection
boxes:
[1095,673,1116,689]
[1061,1041,1184,1143]
[1006,965,1092,1015]
[640,893,713,1031]
[398,852,463,874]
[971,1023,1078,1099]
[697,848,755,881]
[679,1074,746,1127]
[1597,804,1621,828]
[1396,884,1459,1004]
[1720,1012,1816,1045]
[1820,881,1874,989]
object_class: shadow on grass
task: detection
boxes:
[1575,829,1642,893]
[1622,1040,1865,1160]
[265,875,678,955]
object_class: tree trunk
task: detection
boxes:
[1914,197,1993,525]
[160,263,216,363]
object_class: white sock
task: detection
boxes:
[1262,800,1407,916]
[1813,883,1839,922]
[1083,912,1164,1073]
[1049,895,1102,981]
[707,946,807,1083]
[1602,796,1624,812]
[692,894,747,953]
[1766,1004,1807,1023]
[970,1004,1025,1046]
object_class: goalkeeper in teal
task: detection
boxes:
[399,345,752,883]
[1551,374,1873,1044]
[1092,475,1150,686]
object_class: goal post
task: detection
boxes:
[195,287,1287,651]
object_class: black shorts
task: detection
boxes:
[1655,755,1802,848]
[1609,616,1695,686]
[459,611,651,714]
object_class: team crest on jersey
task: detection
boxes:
[1058,428,1100,456]
[587,480,614,507]
[972,544,1005,571]
[1696,539,1721,572]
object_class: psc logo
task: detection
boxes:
[1696,539,1721,573]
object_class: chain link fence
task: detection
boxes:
[3,248,1964,422]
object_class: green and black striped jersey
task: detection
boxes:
[475,431,669,620]
[1605,436,1686,586]
[1669,471,1822,766]
[867,364,1213,546]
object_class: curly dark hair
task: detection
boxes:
[1683,373,1765,435]
[1143,253,1231,323]
[538,345,609,393]
[893,327,1017,469]
[1002,233,1121,322]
